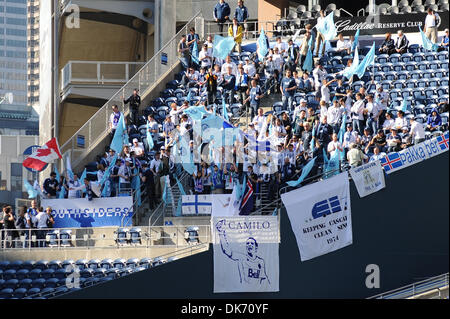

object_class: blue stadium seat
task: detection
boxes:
[424,52,437,61]
[87,259,100,270]
[406,79,418,89]
[94,268,107,277]
[18,279,32,289]
[393,80,405,89]
[429,60,440,70]
[165,96,178,108]
[129,227,142,245]
[428,78,440,87]
[392,62,405,72]
[437,50,448,61]
[401,53,413,62]
[61,260,74,270]
[80,268,94,278]
[273,101,284,113]
[381,80,392,91]
[417,79,428,88]
[408,44,421,54]
[412,52,425,62]
[425,88,437,98]
[441,77,449,87]
[385,71,397,81]
[27,287,41,297]
[113,259,127,269]
[5,279,18,290]
[397,71,409,80]
[31,278,45,289]
[16,269,29,280]
[126,258,140,269]
[29,269,42,280]
[75,259,88,270]
[374,72,384,82]
[40,287,56,297]
[21,261,36,271]
[404,62,416,71]
[100,259,114,270]
[369,63,381,73]
[45,278,60,288]
[434,69,447,78]
[42,269,55,279]
[376,54,389,64]
[3,269,16,280]
[9,261,23,271]
[418,61,430,71]
[13,288,27,299]
[381,63,394,73]
[0,261,10,271]
[152,257,167,267]
[422,70,435,79]
[139,258,152,269]
[415,114,427,123]
[48,260,62,271]
[389,53,401,63]
[0,288,13,299]
[402,88,413,99]
[34,261,48,271]
[106,269,120,279]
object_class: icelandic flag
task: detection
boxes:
[342,47,359,79]
[380,152,403,172]
[355,42,375,79]
[22,138,62,171]
[24,180,38,199]
[213,35,236,60]
[191,40,200,66]
[286,156,316,187]
[146,121,154,150]
[351,29,360,51]
[316,11,337,41]
[436,132,449,151]
[419,26,438,51]
[110,113,126,153]
[239,179,254,216]
[257,28,269,62]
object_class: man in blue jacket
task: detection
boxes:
[214,0,231,35]
[234,0,249,39]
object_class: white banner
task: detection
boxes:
[212,216,279,293]
[181,195,212,215]
[211,190,241,217]
[281,173,353,261]
[349,160,386,198]
[41,196,133,228]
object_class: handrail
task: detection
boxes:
[338,8,354,17]
[60,10,203,168]
[368,273,449,299]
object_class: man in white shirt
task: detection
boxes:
[169,102,187,126]
[252,107,266,132]
[351,93,365,135]
[272,47,284,71]
[327,99,343,133]
[109,104,123,142]
[312,63,328,91]
[221,55,238,76]
[198,44,212,69]
[243,58,256,78]
[365,94,382,135]
[409,117,426,145]
[35,207,54,247]
[336,33,351,55]
[424,8,439,43]
[205,35,214,57]
[275,36,288,57]
[293,99,308,120]
[131,138,145,158]
[327,133,343,157]
[67,174,83,199]
[343,123,359,150]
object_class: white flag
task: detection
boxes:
[213,216,279,293]
[349,161,385,198]
[281,173,353,261]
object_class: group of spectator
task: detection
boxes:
[0,201,54,249]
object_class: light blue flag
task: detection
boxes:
[175,197,183,217]
[191,40,199,65]
[342,47,360,79]
[419,26,438,51]
[101,180,111,197]
[351,29,360,51]
[162,180,167,204]
[324,150,341,179]
[134,176,141,207]
[99,154,117,186]
[175,175,186,196]
[338,113,347,144]
[401,99,408,112]
[303,47,313,72]
[257,28,269,62]
[184,105,208,121]
[355,42,375,79]
[59,182,66,199]
[24,180,38,199]
[146,121,154,151]
[272,207,278,216]
[323,148,329,166]
[222,98,229,122]
[213,35,236,60]
[186,90,192,105]
[79,168,87,195]
[316,11,337,41]
[54,166,61,183]
[66,156,74,181]
[286,157,317,187]
[110,113,125,153]
[310,124,316,153]
[162,179,172,204]
[202,114,225,131]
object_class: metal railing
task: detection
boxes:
[61,61,145,92]
[60,11,203,169]
[368,273,450,299]
[0,224,209,251]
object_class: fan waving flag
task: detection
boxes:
[355,42,375,79]
[22,138,62,171]
[213,35,236,60]
[257,28,269,62]
[315,11,337,41]
[351,29,360,51]
[342,47,359,79]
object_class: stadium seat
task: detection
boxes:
[9,261,23,271]
[3,269,16,280]
[393,62,405,72]
[418,61,430,71]
[434,69,447,78]
[114,228,130,245]
[401,53,413,63]
[27,287,41,297]
[54,268,68,280]
[424,52,437,61]
[429,61,440,70]
[22,261,36,271]
[428,78,440,87]
[393,80,406,89]
[45,278,60,288]
[4,279,18,290]
[273,101,284,113]
[381,80,392,90]
[13,288,27,299]
[94,268,107,277]
[48,260,62,271]
[408,44,421,54]
[40,287,56,297]
[389,53,401,63]
[16,269,29,280]
[42,269,55,279]
[398,71,410,80]
[29,269,42,280]
[425,88,437,98]
[129,227,142,245]
[106,269,120,279]
[381,63,394,72]
[113,259,127,269]
[87,259,100,270]
[437,51,448,61]
[0,288,13,299]
[385,71,397,81]
[18,279,32,289]
[402,88,414,98]
[80,269,94,278]
[100,259,114,270]
[139,258,153,269]
[376,54,389,64]
[126,258,140,269]
[374,72,385,82]
[406,79,417,89]
[75,259,88,270]
[412,52,425,62]
[34,261,48,271]
[417,79,428,88]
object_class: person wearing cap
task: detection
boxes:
[438,28,449,51]
[131,138,145,159]
[228,18,243,53]
[123,88,141,125]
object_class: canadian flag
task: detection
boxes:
[23,138,62,171]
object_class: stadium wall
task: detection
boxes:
[61,151,449,298]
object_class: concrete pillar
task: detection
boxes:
[392,0,398,6]
[154,0,176,52]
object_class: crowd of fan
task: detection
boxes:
[34,7,449,216]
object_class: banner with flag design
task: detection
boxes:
[22,138,62,171]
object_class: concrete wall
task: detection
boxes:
[258,0,289,22]
[59,103,101,146]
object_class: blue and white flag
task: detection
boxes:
[342,47,359,79]
[213,35,236,60]
[316,11,337,41]
[146,121,154,150]
[303,46,314,72]
[351,29,360,51]
[79,168,87,195]
[213,216,279,292]
[324,150,340,179]
[182,195,212,215]
[286,156,316,187]
[355,42,375,79]
[66,156,74,181]
[191,40,200,65]
[184,105,208,121]
[419,26,438,51]
[379,152,403,173]
[281,172,352,261]
[257,28,269,62]
[134,175,141,207]
[175,175,187,196]
[338,114,347,144]
[110,113,126,153]
[24,180,38,199]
